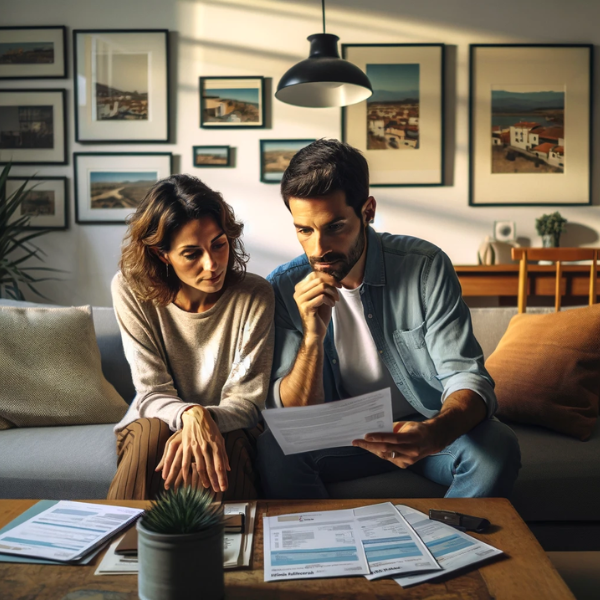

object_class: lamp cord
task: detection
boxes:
[322,0,326,33]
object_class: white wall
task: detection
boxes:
[3,0,600,306]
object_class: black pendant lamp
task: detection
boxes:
[275,0,373,108]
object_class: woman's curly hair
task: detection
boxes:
[120,174,248,306]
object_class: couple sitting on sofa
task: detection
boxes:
[108,139,521,502]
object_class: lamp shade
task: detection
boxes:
[275,33,372,108]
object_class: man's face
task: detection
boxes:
[289,190,367,282]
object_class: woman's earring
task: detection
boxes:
[166,263,169,278]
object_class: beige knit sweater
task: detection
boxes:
[111,271,274,433]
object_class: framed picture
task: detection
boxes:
[73,29,170,143]
[6,177,68,229]
[193,145,231,168]
[342,44,445,186]
[0,26,67,79]
[200,76,265,128]
[493,220,516,242]
[260,139,315,184]
[0,89,67,165]
[74,152,172,224]
[470,44,592,206]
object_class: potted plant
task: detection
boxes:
[137,486,224,600]
[535,211,567,248]
[0,163,60,299]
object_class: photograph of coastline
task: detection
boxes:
[90,171,157,209]
[21,190,55,216]
[94,53,149,120]
[0,42,54,64]
[491,85,565,174]
[260,139,315,183]
[200,77,264,127]
[193,146,230,167]
[0,105,54,149]
[366,63,420,150]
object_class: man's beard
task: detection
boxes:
[308,223,366,281]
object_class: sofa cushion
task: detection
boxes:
[0,305,128,429]
[486,305,600,440]
[0,424,117,499]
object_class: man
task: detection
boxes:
[257,139,520,499]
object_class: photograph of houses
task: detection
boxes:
[366,63,420,150]
[491,86,565,173]
[90,171,157,209]
[0,42,54,64]
[202,85,260,124]
[94,53,149,120]
[21,190,55,216]
[0,105,53,148]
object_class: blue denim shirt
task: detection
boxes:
[266,226,497,419]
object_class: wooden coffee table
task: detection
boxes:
[0,498,574,599]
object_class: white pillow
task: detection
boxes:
[0,305,128,428]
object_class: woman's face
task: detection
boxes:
[165,217,230,295]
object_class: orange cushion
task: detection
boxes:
[485,305,600,441]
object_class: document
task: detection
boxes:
[263,509,370,581]
[0,501,143,562]
[95,537,139,575]
[392,505,503,588]
[262,388,393,455]
[352,503,441,579]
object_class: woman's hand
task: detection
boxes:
[156,406,230,493]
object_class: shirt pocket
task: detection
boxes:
[393,322,437,381]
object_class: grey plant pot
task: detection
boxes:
[137,520,224,600]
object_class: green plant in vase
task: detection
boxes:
[137,486,225,600]
[535,211,567,248]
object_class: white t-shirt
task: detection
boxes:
[332,285,416,421]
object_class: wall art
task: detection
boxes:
[260,139,315,183]
[193,145,231,167]
[6,176,68,229]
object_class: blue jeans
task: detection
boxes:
[256,418,521,499]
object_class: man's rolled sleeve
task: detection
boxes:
[440,373,497,418]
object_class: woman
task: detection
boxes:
[107,174,274,501]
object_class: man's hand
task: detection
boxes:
[155,406,230,493]
[352,419,450,468]
[293,272,341,341]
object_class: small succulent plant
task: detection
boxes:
[141,486,223,535]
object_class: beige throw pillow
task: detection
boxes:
[0,305,128,429]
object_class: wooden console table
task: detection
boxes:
[454,264,600,305]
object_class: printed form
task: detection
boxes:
[393,505,503,587]
[263,509,370,581]
[262,388,393,455]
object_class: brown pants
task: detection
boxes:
[107,418,263,501]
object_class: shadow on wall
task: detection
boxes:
[561,223,599,247]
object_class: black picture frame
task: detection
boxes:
[260,139,315,184]
[0,26,67,79]
[6,176,68,230]
[469,44,593,207]
[192,145,232,168]
[73,29,170,144]
[200,76,266,129]
[0,88,67,165]
[74,152,173,224]
[341,43,445,187]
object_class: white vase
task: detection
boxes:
[137,520,224,600]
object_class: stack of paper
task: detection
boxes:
[262,502,503,586]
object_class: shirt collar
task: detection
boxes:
[362,225,386,287]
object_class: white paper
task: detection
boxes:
[262,389,393,455]
[393,505,503,587]
[352,503,440,579]
[224,534,243,568]
[0,501,143,562]
[240,502,257,568]
[263,509,370,581]
[94,537,138,575]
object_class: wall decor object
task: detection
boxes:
[470,44,592,206]
[200,76,265,128]
[0,26,67,79]
[342,44,445,186]
[74,152,172,224]
[73,29,169,143]
[493,220,516,242]
[192,145,231,168]
[6,176,68,229]
[260,139,315,183]
[0,89,67,165]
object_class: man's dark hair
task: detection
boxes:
[280,139,369,218]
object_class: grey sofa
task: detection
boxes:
[1,300,598,551]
